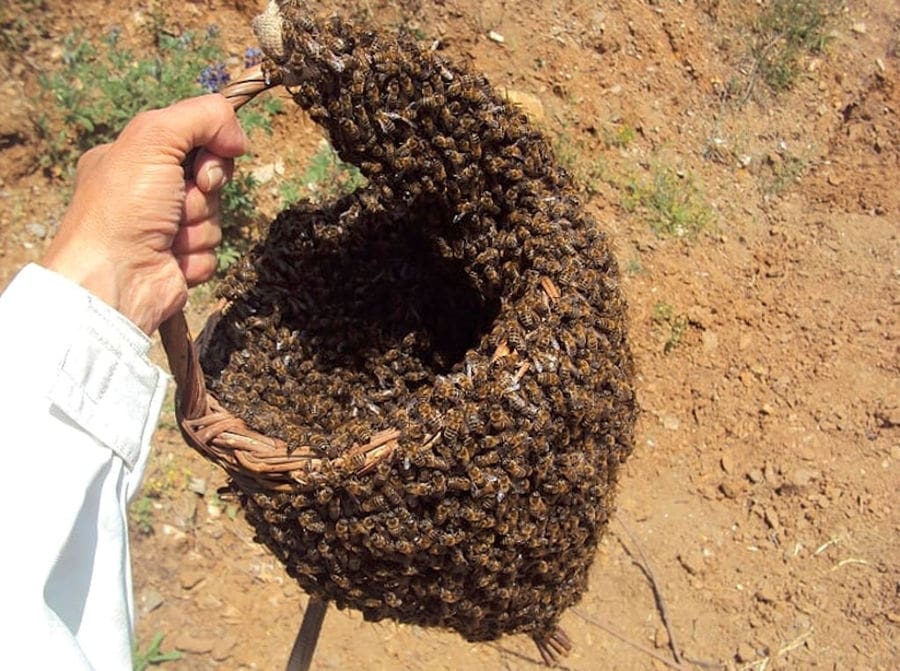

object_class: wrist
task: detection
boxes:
[40,247,182,334]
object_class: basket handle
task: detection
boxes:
[160,64,280,421]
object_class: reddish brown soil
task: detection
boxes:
[1,1,897,669]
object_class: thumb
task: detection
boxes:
[119,94,249,163]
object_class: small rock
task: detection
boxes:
[747,469,764,484]
[653,626,670,649]
[719,479,744,499]
[788,468,819,488]
[701,330,719,352]
[252,162,279,184]
[760,403,774,416]
[26,223,48,239]
[736,642,756,663]
[174,634,216,655]
[179,569,207,590]
[487,30,505,43]
[502,88,545,124]
[223,604,243,622]
[188,477,207,496]
[212,636,238,661]
[661,414,680,431]
[720,453,735,474]
[850,22,867,34]
[678,550,706,576]
[763,508,781,532]
[140,589,164,614]
[756,585,778,604]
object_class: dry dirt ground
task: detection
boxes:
[1,1,897,670]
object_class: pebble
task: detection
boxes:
[788,468,819,488]
[212,636,238,661]
[719,479,743,499]
[747,469,764,484]
[654,626,670,649]
[252,161,285,184]
[662,414,680,430]
[188,477,207,496]
[139,589,164,614]
[487,30,505,43]
[179,569,207,590]
[756,585,778,604]
[173,633,216,654]
[763,508,781,533]
[736,642,757,663]
[720,453,735,474]
[851,22,867,34]
[502,88,545,124]
[26,223,48,239]
[678,550,705,576]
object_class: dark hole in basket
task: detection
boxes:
[286,213,500,377]
[203,197,501,400]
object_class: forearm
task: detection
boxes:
[0,263,168,669]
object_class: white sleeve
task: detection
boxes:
[0,263,168,671]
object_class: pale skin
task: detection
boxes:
[41,94,249,334]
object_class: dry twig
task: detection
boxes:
[571,608,690,671]
[616,517,685,666]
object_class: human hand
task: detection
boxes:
[41,94,249,334]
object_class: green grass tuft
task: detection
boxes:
[623,165,713,238]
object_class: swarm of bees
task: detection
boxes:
[200,0,636,661]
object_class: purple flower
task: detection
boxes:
[244,47,263,69]
[198,63,231,93]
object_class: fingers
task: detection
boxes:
[172,218,222,256]
[182,180,222,225]
[191,150,234,193]
[176,251,218,287]
[121,94,249,162]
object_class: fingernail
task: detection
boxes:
[205,164,226,191]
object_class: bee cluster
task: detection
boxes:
[200,0,636,653]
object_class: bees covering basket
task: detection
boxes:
[164,0,636,663]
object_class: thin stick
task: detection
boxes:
[285,598,328,671]
[616,517,685,666]
[571,608,690,671]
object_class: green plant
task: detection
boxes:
[762,152,807,197]
[280,141,366,207]
[133,632,182,671]
[217,165,262,268]
[129,496,155,536]
[604,124,636,149]
[623,165,713,238]
[553,132,605,195]
[239,96,284,137]
[748,0,838,94]
[142,452,189,499]
[625,255,643,276]
[652,301,688,354]
[36,29,223,173]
